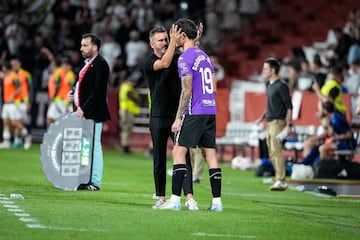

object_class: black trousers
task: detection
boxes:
[150,117,193,197]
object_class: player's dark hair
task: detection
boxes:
[174,18,197,40]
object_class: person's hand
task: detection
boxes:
[312,79,319,92]
[171,118,182,133]
[40,47,54,60]
[285,124,292,135]
[255,116,263,125]
[76,107,84,119]
[196,22,203,40]
[194,22,203,46]
[67,90,74,102]
[169,24,182,43]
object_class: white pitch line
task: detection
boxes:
[19,217,37,223]
[193,232,258,238]
[1,191,109,232]
[7,208,23,212]
[26,224,47,229]
[47,226,109,232]
[14,213,30,217]
[3,204,20,208]
[0,200,14,204]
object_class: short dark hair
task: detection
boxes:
[82,33,102,50]
[149,26,167,41]
[322,100,335,113]
[328,87,340,100]
[174,18,197,40]
[265,57,281,74]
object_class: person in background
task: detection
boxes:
[256,57,293,191]
[313,64,347,115]
[301,101,354,165]
[67,33,111,191]
[210,54,225,88]
[118,76,141,153]
[0,62,23,149]
[47,56,75,126]
[125,30,148,73]
[10,56,32,149]
[191,147,204,184]
[321,99,354,158]
[158,18,222,211]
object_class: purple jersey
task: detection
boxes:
[177,48,216,115]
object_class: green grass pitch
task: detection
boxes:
[0,145,360,240]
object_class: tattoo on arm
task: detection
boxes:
[176,75,192,119]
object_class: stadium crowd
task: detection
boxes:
[0,0,263,147]
[1,1,359,154]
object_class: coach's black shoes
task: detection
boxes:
[77,183,100,191]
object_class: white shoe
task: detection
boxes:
[0,141,10,149]
[24,135,32,150]
[185,198,199,211]
[208,204,223,212]
[152,199,166,209]
[270,180,288,191]
[157,200,181,210]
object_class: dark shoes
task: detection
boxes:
[193,179,201,184]
[77,183,100,191]
[121,146,131,153]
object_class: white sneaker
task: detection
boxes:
[0,141,10,149]
[185,198,199,211]
[157,200,181,210]
[24,135,32,150]
[152,199,166,209]
[270,180,288,191]
[208,204,223,212]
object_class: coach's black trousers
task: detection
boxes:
[150,117,193,197]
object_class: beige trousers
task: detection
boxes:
[266,119,286,181]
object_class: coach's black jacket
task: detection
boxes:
[75,54,111,123]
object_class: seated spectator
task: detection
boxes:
[296,58,316,91]
[312,64,347,115]
[300,115,328,163]
[300,101,354,165]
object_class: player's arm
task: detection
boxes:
[153,25,181,71]
[255,110,266,125]
[175,74,192,119]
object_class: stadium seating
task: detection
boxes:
[220,0,358,81]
